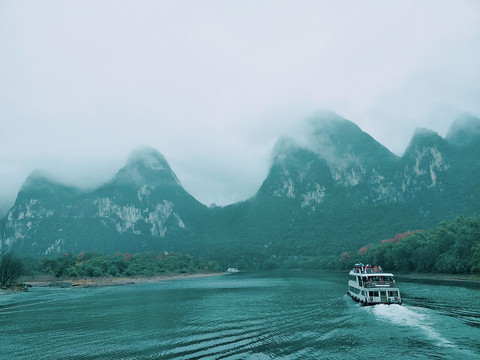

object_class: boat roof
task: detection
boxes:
[349,270,394,277]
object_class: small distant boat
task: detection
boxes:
[226,268,240,273]
[347,264,402,305]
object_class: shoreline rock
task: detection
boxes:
[48,281,73,288]
[22,272,224,289]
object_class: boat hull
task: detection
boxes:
[347,291,402,306]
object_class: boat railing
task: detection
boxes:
[352,267,383,274]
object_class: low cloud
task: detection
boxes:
[1,0,479,214]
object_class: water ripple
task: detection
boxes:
[2,272,480,360]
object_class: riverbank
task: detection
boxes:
[15,272,225,290]
[396,272,480,285]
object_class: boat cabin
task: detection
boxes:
[348,264,402,305]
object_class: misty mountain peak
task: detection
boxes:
[272,137,301,163]
[113,147,181,187]
[404,128,444,153]
[305,112,396,165]
[20,170,59,191]
[411,127,442,143]
[126,147,168,170]
[412,127,439,138]
[17,170,80,204]
[446,113,480,146]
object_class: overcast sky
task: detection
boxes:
[1,0,480,213]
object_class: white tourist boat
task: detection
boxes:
[347,264,402,305]
[226,267,240,273]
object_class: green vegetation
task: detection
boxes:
[20,252,222,279]
[3,215,480,280]
[340,215,480,274]
[0,252,24,288]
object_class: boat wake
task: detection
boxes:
[369,304,453,348]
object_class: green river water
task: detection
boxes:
[1,271,479,359]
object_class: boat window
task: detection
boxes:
[369,291,379,297]
[349,286,360,295]
[388,291,399,297]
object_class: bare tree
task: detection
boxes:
[0,252,23,288]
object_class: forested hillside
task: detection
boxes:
[1,114,479,273]
[342,215,480,274]
[20,252,221,279]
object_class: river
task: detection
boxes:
[1,271,479,359]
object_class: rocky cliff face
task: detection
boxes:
[1,147,207,255]
[257,115,399,206]
[258,114,478,210]
[234,113,480,257]
[1,114,479,260]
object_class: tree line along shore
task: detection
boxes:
[338,215,480,275]
[1,251,223,290]
[2,215,480,290]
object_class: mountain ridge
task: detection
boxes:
[1,113,479,267]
